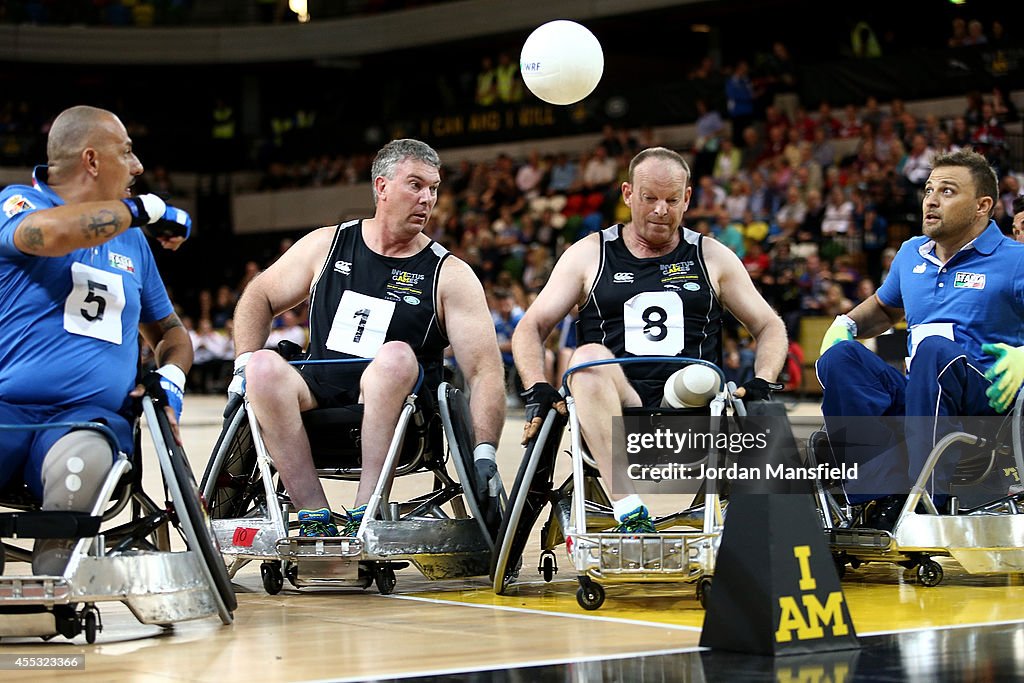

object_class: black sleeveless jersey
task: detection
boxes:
[303,220,450,390]
[576,225,722,402]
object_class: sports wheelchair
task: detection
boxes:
[491,357,742,611]
[200,355,505,595]
[809,389,1024,586]
[0,390,236,643]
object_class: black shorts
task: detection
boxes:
[630,378,667,409]
[297,363,438,414]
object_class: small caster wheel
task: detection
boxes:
[261,561,284,595]
[833,555,847,579]
[83,607,100,644]
[538,550,557,582]
[697,578,713,609]
[576,581,605,610]
[285,562,299,588]
[917,559,943,587]
[375,565,397,595]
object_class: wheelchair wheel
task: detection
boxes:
[491,408,567,593]
[439,383,500,548]
[538,550,557,582]
[144,399,237,622]
[576,579,605,611]
[201,403,260,520]
[833,554,847,579]
[697,577,713,609]
[373,564,397,595]
[83,605,99,644]
[917,559,943,587]
[261,561,284,595]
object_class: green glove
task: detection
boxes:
[819,315,856,356]
[983,343,1024,413]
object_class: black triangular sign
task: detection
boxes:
[700,493,860,655]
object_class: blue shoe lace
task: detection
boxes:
[298,507,338,537]
[612,505,656,534]
[341,504,366,536]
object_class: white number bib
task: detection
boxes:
[63,262,125,344]
[623,291,684,356]
[325,290,396,358]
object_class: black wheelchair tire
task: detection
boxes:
[490,409,564,593]
[148,400,238,616]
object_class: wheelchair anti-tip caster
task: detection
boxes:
[833,553,847,579]
[538,550,557,582]
[261,561,284,595]
[374,564,397,595]
[83,605,100,644]
[576,578,605,610]
[916,559,944,587]
[697,577,713,609]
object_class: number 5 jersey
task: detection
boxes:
[0,166,174,413]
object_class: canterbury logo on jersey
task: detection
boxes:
[334,260,352,275]
[613,272,634,283]
[913,263,927,274]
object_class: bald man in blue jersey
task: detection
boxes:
[0,105,192,573]
[817,149,1024,530]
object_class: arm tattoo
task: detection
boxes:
[158,313,184,333]
[18,221,44,250]
[80,209,120,241]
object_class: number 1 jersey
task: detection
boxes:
[305,220,450,389]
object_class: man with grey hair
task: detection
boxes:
[0,105,192,573]
[232,138,505,537]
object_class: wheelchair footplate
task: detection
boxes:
[0,550,220,637]
[361,518,491,580]
[569,530,718,582]
[213,518,286,560]
[894,512,1024,574]
[276,536,365,588]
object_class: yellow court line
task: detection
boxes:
[398,560,1024,635]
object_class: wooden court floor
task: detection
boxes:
[4,396,1024,682]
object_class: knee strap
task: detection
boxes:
[40,430,115,512]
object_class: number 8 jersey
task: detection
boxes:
[577,225,722,404]
[305,220,450,389]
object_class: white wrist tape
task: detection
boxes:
[156,364,186,391]
[234,352,253,374]
[835,314,857,337]
[138,194,167,224]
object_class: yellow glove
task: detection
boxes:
[819,315,857,356]
[983,343,1024,413]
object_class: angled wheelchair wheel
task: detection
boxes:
[491,407,567,593]
[201,402,260,520]
[144,399,237,622]
[439,383,500,548]
[1014,390,1024,494]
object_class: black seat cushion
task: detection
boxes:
[303,404,442,471]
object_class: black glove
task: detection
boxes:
[733,377,783,402]
[520,382,567,444]
[123,194,192,240]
